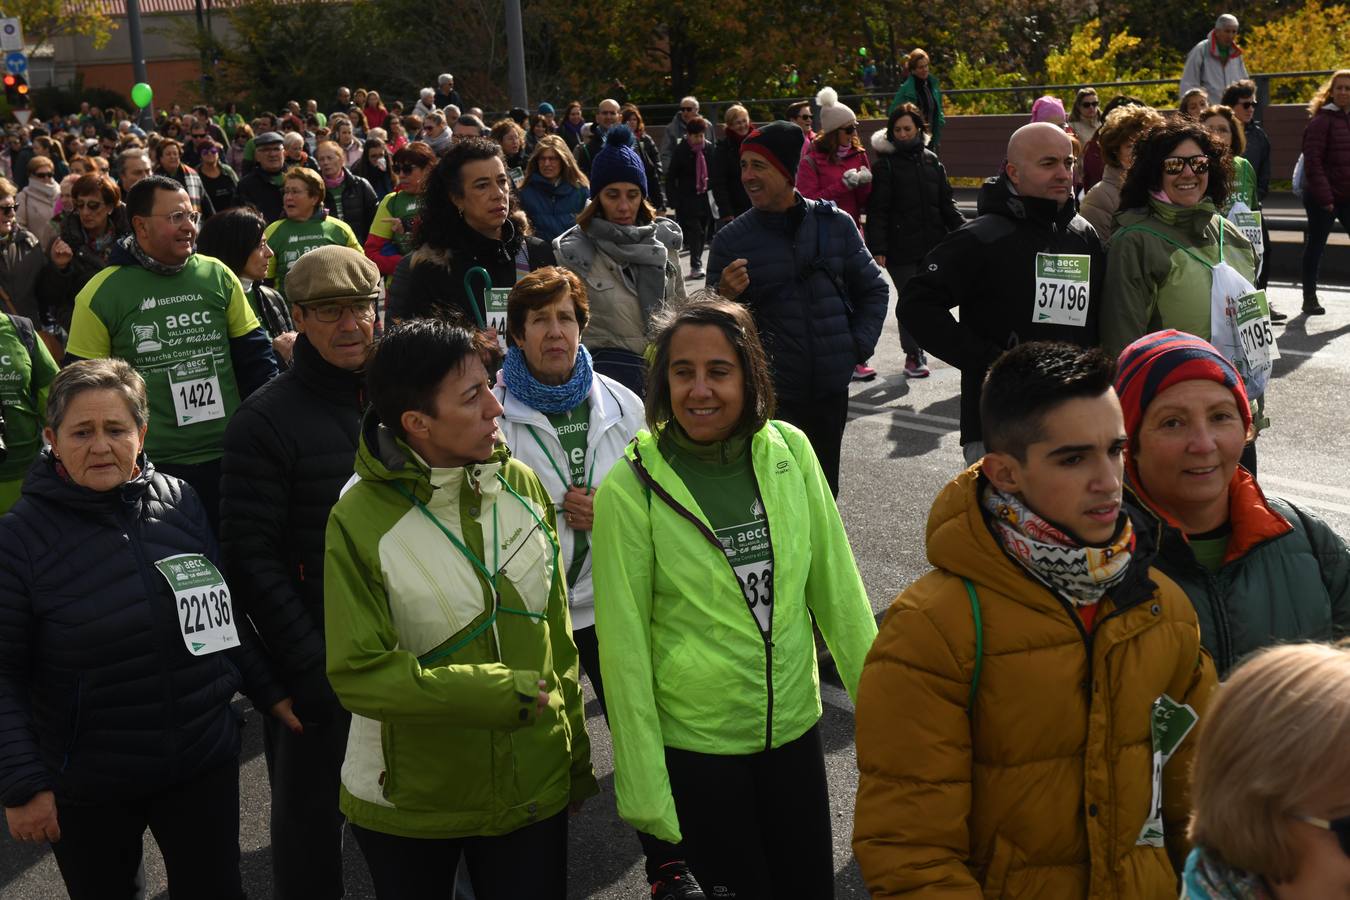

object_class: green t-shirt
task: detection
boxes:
[67,255,261,466]
[0,316,59,489]
[327,185,345,221]
[666,429,774,633]
[1189,526,1231,574]
[544,400,590,587]
[262,215,361,299]
[370,190,422,254]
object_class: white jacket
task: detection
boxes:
[494,370,645,629]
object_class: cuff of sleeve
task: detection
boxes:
[512,669,543,725]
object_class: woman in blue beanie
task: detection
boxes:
[553,125,686,397]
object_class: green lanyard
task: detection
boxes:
[391,473,557,665]
[524,424,596,492]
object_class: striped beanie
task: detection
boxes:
[1114,330,1252,440]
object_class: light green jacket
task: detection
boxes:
[591,420,878,843]
[324,411,597,839]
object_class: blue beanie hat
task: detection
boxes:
[588,125,648,199]
[537,102,555,115]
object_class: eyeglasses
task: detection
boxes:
[32,171,54,179]
[191,133,207,139]
[201,146,219,155]
[394,164,422,175]
[0,204,16,216]
[145,210,201,227]
[73,200,105,211]
[796,114,813,121]
[304,299,377,322]
[1162,154,1210,175]
[1292,815,1350,856]
[282,187,312,197]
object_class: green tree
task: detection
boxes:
[1042,19,1176,108]
[1244,0,1350,102]
[5,0,116,51]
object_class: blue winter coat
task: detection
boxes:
[520,174,588,244]
[705,196,889,402]
[0,453,283,807]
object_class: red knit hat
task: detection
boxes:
[1114,330,1253,441]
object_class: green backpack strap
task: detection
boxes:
[963,577,983,715]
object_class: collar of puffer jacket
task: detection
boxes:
[22,447,156,515]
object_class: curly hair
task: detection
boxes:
[1118,119,1231,212]
[1097,104,1165,169]
[415,137,528,251]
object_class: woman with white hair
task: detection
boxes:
[413,88,437,120]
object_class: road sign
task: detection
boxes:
[4,52,26,77]
[0,18,22,53]
[13,109,30,125]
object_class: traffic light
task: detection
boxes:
[3,73,28,106]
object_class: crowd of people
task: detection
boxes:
[0,19,1348,899]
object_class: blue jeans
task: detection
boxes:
[1301,199,1350,302]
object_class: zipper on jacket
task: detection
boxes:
[628,447,776,751]
[124,513,184,783]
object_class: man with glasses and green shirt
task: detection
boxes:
[220,246,379,900]
[66,175,279,532]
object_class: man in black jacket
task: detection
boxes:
[233,131,286,223]
[901,122,1105,465]
[220,245,377,900]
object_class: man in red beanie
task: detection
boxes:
[705,120,888,496]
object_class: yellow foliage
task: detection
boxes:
[1042,19,1174,108]
[1245,0,1350,103]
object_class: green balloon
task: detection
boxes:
[131,82,153,108]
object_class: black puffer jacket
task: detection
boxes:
[0,455,283,807]
[37,208,131,331]
[705,196,889,402]
[710,129,750,220]
[220,334,364,717]
[900,175,1105,444]
[323,168,379,244]
[864,129,965,264]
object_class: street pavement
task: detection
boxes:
[3,277,1348,900]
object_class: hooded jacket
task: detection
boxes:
[0,455,284,808]
[900,175,1105,443]
[1146,470,1350,678]
[796,141,871,228]
[324,411,597,839]
[1101,198,1256,358]
[705,196,889,403]
[591,421,878,844]
[865,128,964,263]
[519,173,587,244]
[853,466,1217,899]
[1301,101,1350,208]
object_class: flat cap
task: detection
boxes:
[287,245,381,305]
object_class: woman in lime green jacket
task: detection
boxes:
[591,296,878,899]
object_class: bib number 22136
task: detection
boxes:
[154,554,240,656]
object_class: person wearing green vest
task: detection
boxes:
[324,317,595,898]
[363,140,434,277]
[0,312,59,511]
[590,295,878,898]
[263,167,361,300]
[65,175,279,532]
[889,48,946,151]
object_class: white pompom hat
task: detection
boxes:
[815,87,857,135]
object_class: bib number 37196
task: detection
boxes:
[1034,253,1091,328]
[167,354,225,426]
[154,554,240,656]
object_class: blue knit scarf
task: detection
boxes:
[501,344,593,414]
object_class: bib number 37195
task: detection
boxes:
[167,354,225,426]
[154,554,240,656]
[1034,253,1091,328]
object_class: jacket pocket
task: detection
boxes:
[379,719,495,814]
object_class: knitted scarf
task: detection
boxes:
[501,343,593,414]
[1181,848,1272,900]
[581,217,669,319]
[982,484,1135,606]
[116,232,186,276]
[691,141,708,194]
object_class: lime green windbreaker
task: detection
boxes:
[324,410,597,839]
[591,420,878,844]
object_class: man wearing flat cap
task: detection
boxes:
[233,131,287,223]
[220,245,380,900]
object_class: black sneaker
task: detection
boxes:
[1269,306,1288,323]
[651,861,706,899]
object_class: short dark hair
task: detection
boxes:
[1221,79,1257,107]
[645,292,776,435]
[457,114,486,133]
[367,318,495,440]
[785,100,811,120]
[1118,119,1231,212]
[195,206,267,275]
[125,174,188,220]
[72,172,120,207]
[980,342,1116,461]
[418,137,522,251]
[887,102,927,138]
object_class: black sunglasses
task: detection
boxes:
[394,164,421,175]
[1081,101,1099,108]
[1237,100,1256,109]
[1294,815,1350,857]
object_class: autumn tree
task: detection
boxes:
[1243,0,1350,102]
[3,0,116,51]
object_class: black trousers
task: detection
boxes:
[351,812,568,900]
[664,725,835,900]
[262,698,352,900]
[573,623,684,880]
[680,211,711,270]
[50,760,244,900]
[775,393,849,497]
[157,457,223,537]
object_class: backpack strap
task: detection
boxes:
[6,313,36,359]
[963,577,983,715]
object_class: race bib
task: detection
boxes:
[1235,290,1280,382]
[508,166,524,188]
[154,554,240,656]
[167,354,225,426]
[733,560,774,633]
[1034,253,1091,327]
[486,287,511,353]
[1232,210,1264,261]
[1137,694,1199,847]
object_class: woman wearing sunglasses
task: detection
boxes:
[194,141,239,215]
[1068,88,1101,147]
[16,155,59,252]
[1183,640,1350,899]
[40,173,129,333]
[364,141,435,277]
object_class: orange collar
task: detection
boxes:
[1128,465,1292,563]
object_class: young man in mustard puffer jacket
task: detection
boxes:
[853,341,1217,899]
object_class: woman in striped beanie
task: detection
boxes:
[1115,330,1350,677]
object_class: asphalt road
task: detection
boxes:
[3,278,1348,900]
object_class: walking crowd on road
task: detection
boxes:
[1,18,1349,898]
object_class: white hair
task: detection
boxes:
[420,88,434,100]
[439,73,453,84]
[1216,13,1239,28]
[681,96,699,109]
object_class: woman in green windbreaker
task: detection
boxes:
[591,294,878,900]
[889,48,945,151]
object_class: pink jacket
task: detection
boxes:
[796,143,871,227]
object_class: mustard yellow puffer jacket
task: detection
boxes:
[853,467,1217,899]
